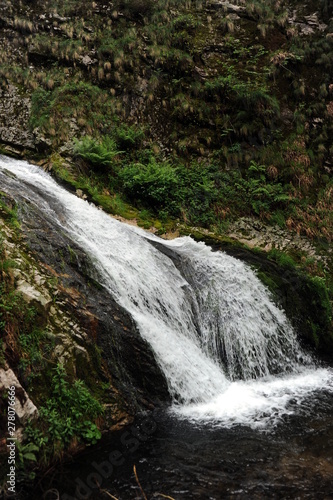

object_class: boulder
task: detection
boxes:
[0,368,38,425]
[16,279,52,321]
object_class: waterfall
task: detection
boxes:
[1,156,332,428]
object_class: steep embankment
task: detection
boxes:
[0,168,169,483]
[0,0,332,240]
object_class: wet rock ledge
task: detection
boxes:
[0,191,170,460]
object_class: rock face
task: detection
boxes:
[0,84,53,153]
[226,217,326,263]
[15,279,52,316]
[0,368,38,426]
[0,85,36,152]
[289,10,328,35]
[22,208,170,409]
[8,188,170,411]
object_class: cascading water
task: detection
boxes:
[1,156,332,429]
[153,238,311,381]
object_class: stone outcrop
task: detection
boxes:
[0,368,38,426]
[0,85,35,152]
[226,217,328,265]
[0,186,171,476]
[209,1,246,15]
[289,10,328,35]
[0,84,54,153]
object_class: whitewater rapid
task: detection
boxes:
[1,156,332,429]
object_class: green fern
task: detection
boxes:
[73,135,123,168]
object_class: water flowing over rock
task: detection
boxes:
[0,158,170,430]
[1,156,332,429]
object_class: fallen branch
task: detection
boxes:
[153,494,175,500]
[100,489,119,500]
[133,464,148,500]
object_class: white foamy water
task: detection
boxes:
[1,155,332,428]
[172,368,333,428]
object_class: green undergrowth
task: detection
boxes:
[1,0,333,239]
[0,220,106,483]
[54,134,296,234]
[23,364,103,473]
[0,194,20,231]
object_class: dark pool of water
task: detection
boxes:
[23,391,333,500]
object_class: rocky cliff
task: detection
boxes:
[0,0,333,242]
[0,185,169,483]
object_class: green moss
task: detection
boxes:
[256,270,278,292]
[254,251,333,354]
[0,195,20,230]
[268,248,298,268]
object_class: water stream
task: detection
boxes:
[1,156,333,498]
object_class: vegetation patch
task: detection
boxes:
[1,0,333,240]
[0,218,107,484]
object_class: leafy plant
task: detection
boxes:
[113,124,145,150]
[18,327,51,378]
[0,197,19,230]
[177,162,218,225]
[120,158,179,213]
[234,161,290,215]
[13,441,40,482]
[73,135,123,169]
[17,442,39,465]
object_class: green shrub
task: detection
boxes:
[73,135,123,169]
[39,364,103,446]
[120,158,179,213]
[30,88,52,130]
[177,162,218,225]
[270,211,286,228]
[235,161,290,215]
[113,124,145,150]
